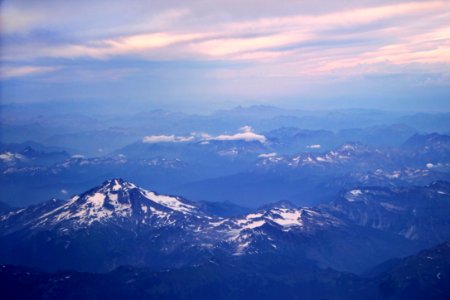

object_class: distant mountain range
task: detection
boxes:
[2,104,450,155]
[1,132,449,207]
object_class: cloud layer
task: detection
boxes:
[142,127,267,144]
[142,135,194,143]
[1,0,449,110]
[210,132,267,143]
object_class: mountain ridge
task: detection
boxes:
[1,178,449,273]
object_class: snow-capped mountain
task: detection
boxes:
[257,135,450,172]
[0,179,220,271]
[345,167,448,186]
[2,133,449,208]
[218,205,343,256]
[8,179,206,229]
[256,143,390,170]
[1,179,449,273]
[328,182,450,245]
[0,146,69,169]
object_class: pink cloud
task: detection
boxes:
[0,66,60,79]
[3,1,450,80]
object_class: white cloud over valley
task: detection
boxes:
[142,135,195,143]
[142,126,267,144]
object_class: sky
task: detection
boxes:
[1,0,450,113]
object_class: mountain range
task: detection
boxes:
[1,178,449,275]
[1,131,449,207]
[0,177,449,299]
[1,241,449,299]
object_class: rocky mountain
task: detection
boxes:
[1,131,449,207]
[1,241,449,300]
[256,143,391,171]
[0,146,69,169]
[265,124,417,154]
[328,182,450,246]
[0,179,219,271]
[1,179,449,274]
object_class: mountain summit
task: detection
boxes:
[0,178,217,271]
[4,178,202,230]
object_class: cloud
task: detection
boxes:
[0,66,60,79]
[209,126,267,143]
[258,152,277,158]
[239,125,253,133]
[4,1,449,68]
[2,0,450,109]
[210,132,267,143]
[142,135,194,143]
[307,144,321,149]
[142,127,267,144]
[35,32,211,60]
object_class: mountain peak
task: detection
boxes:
[99,178,137,192]
[16,179,203,228]
[337,143,368,152]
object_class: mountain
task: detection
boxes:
[256,143,390,171]
[0,154,191,207]
[265,124,417,154]
[369,241,450,299]
[402,133,450,162]
[0,141,68,154]
[116,138,268,163]
[1,179,449,274]
[2,105,449,157]
[213,105,302,120]
[218,204,420,273]
[0,179,219,272]
[177,140,449,206]
[3,134,448,208]
[1,126,448,208]
[1,241,449,300]
[398,112,450,133]
[2,178,205,228]
[327,182,450,247]
[0,146,69,168]
[338,124,417,147]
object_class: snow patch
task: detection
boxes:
[143,191,195,213]
[345,189,363,202]
[87,193,106,207]
[149,207,168,218]
[112,179,122,191]
[270,209,302,227]
[246,213,263,219]
[380,202,404,211]
[0,152,25,162]
[242,220,265,229]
